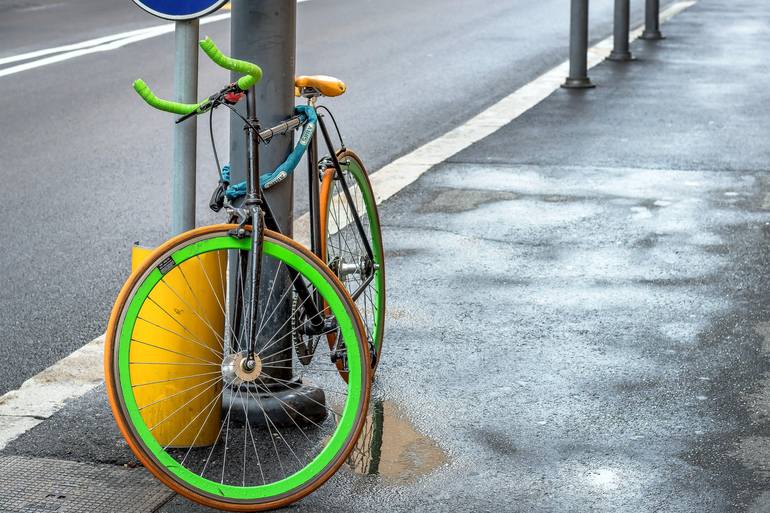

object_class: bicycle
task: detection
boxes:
[105,37,383,511]
[213,77,386,377]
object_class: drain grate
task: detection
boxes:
[0,455,173,513]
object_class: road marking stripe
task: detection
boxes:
[0,13,229,79]
[294,1,695,245]
[0,0,695,450]
[0,336,104,449]
[0,26,170,67]
[0,0,312,78]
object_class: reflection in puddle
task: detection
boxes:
[346,400,447,484]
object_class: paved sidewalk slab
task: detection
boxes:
[161,162,770,513]
[454,0,770,172]
[0,455,172,513]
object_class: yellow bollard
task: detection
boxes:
[129,245,225,448]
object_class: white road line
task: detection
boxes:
[0,335,104,449]
[0,13,230,79]
[295,1,695,246]
[0,0,313,79]
[0,21,195,68]
[0,0,695,450]
[0,26,165,67]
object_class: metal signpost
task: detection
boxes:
[226,0,309,420]
[228,0,296,238]
[131,0,308,420]
[169,19,199,235]
[132,0,229,235]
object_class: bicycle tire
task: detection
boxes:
[105,225,371,511]
[319,150,385,373]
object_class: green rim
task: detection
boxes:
[115,234,365,500]
[334,154,385,357]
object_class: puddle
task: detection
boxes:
[345,400,447,484]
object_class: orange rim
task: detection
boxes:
[105,224,370,511]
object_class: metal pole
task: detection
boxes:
[562,0,595,89]
[229,0,295,370]
[640,0,665,40]
[225,0,326,425]
[229,0,295,232]
[170,20,199,235]
[608,0,634,61]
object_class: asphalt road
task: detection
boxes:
[0,0,655,395]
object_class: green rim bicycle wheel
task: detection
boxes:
[106,226,370,511]
[320,150,386,371]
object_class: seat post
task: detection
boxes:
[307,94,321,258]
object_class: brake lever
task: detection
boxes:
[174,98,214,125]
[175,90,226,124]
[175,105,205,124]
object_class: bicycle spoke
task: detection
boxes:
[221,386,234,484]
[132,370,221,388]
[149,377,224,432]
[113,228,369,500]
[130,337,220,366]
[255,378,315,445]
[139,375,221,411]
[141,301,223,359]
[158,277,226,348]
[253,261,286,343]
[245,386,285,477]
[131,361,219,366]
[245,386,304,469]
[242,388,267,486]
[255,378,327,432]
[195,254,240,347]
[200,377,239,478]
[176,376,236,460]
[255,284,322,359]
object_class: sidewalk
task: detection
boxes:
[4,0,770,511]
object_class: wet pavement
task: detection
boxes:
[5,0,770,511]
[0,0,631,397]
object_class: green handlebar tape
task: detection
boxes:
[133,79,207,115]
[132,38,260,116]
[199,37,262,91]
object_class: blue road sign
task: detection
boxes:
[132,0,229,20]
